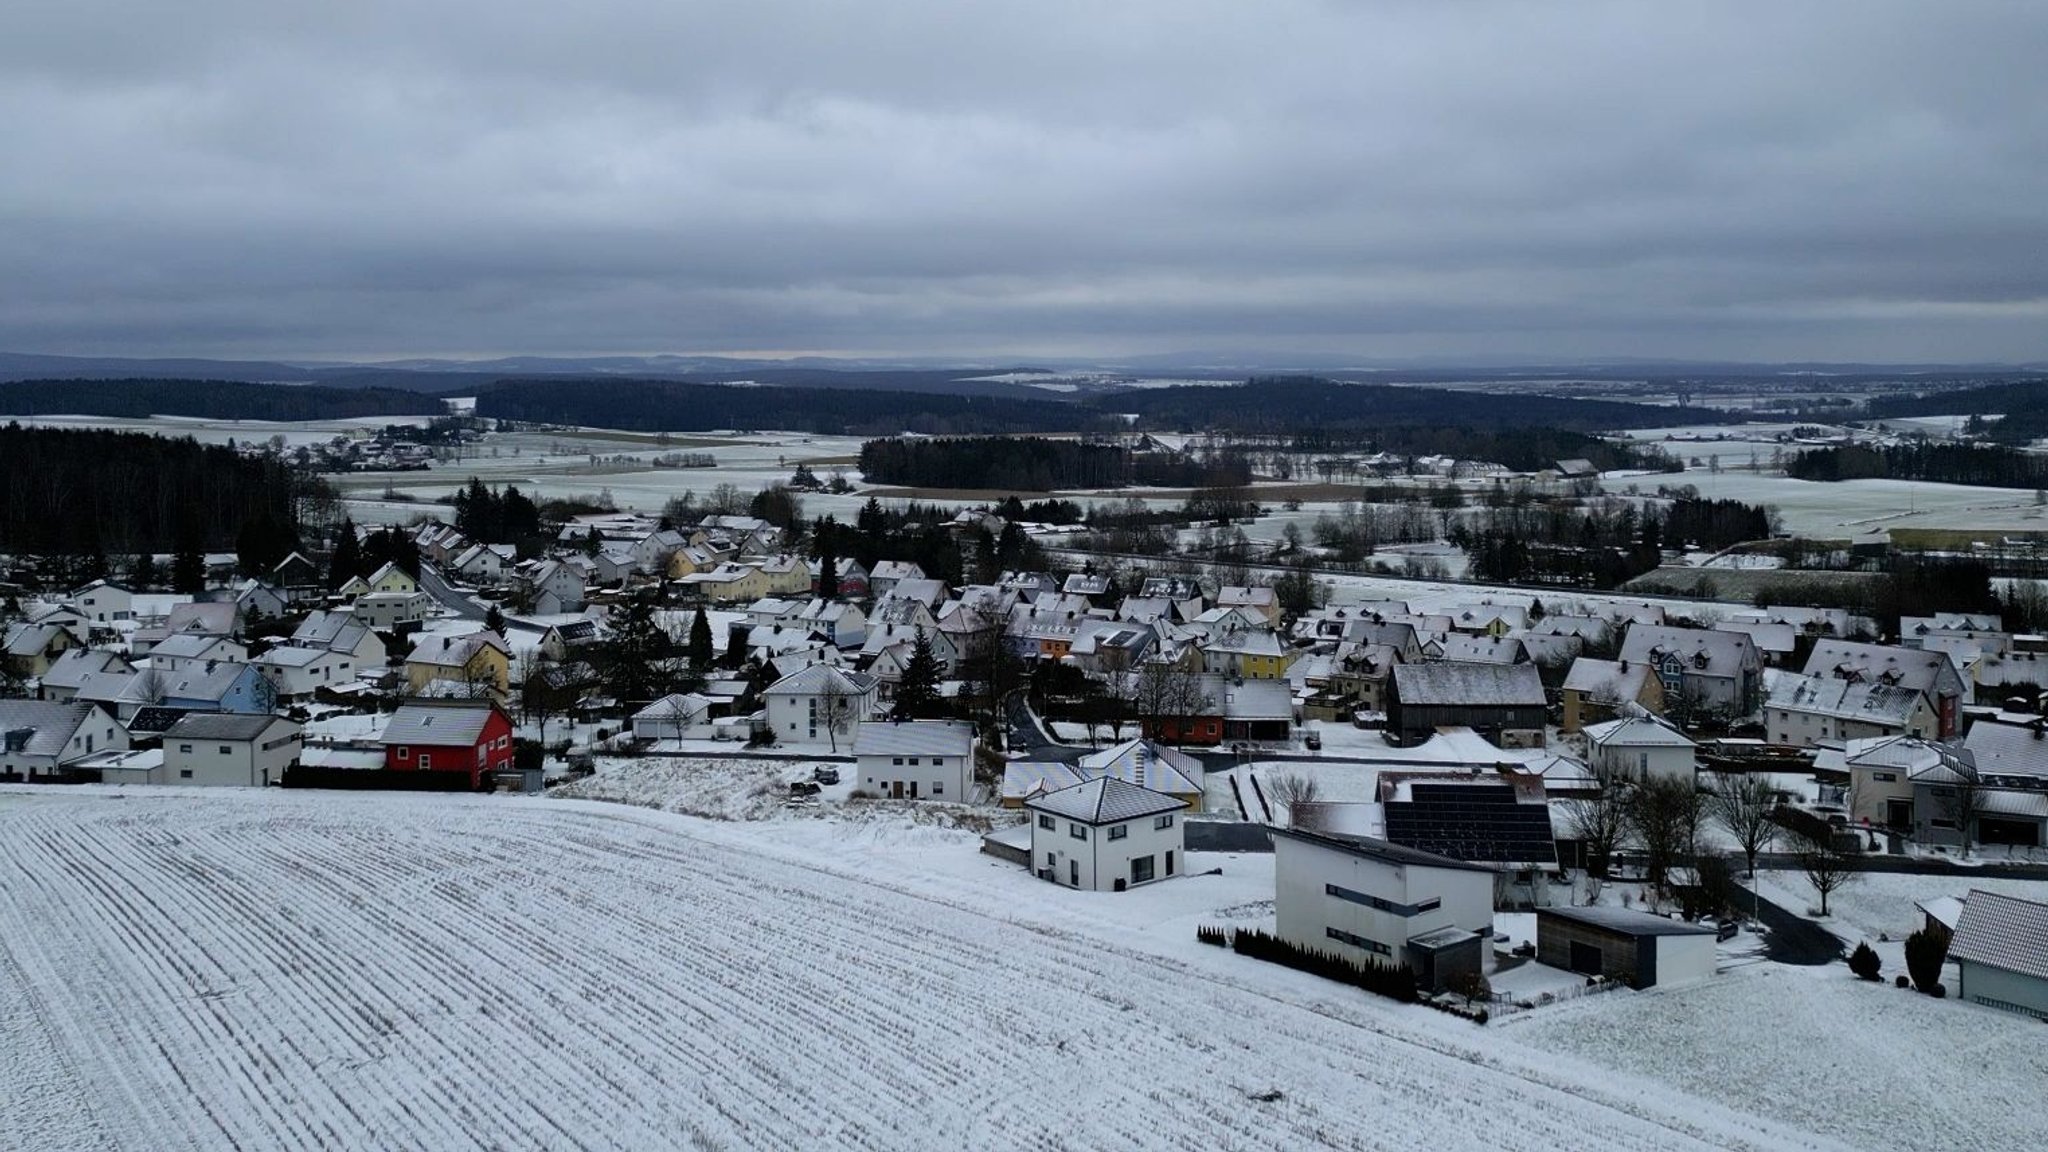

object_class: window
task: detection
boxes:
[419,754,431,769]
[908,757,920,766]
[1325,883,1436,917]
[397,747,410,760]
[1069,823,1087,841]
[179,769,193,779]
[1130,856,1155,884]
[892,756,903,765]
[1326,927,1390,955]
[219,745,232,755]
[1038,814,1055,830]
[1108,825,1128,841]
[932,782,943,795]
[179,744,194,754]
[1872,771,1898,783]
[1154,815,1174,830]
[1414,897,1441,914]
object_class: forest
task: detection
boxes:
[0,378,444,421]
[855,436,1254,491]
[477,379,1083,437]
[1786,442,2048,488]
[0,424,321,559]
[1863,376,2048,443]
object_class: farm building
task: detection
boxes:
[1535,905,1716,989]
[1386,662,1545,747]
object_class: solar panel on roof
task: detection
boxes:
[1383,783,1557,866]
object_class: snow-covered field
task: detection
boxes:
[1508,962,2048,1152]
[0,786,1884,1152]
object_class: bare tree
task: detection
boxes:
[519,654,562,751]
[1934,749,1987,861]
[818,679,855,754]
[1564,775,1631,880]
[1706,772,1779,877]
[1628,775,1702,893]
[1266,772,1321,825]
[1795,826,1858,917]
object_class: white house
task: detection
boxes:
[762,664,879,749]
[1948,888,2048,1020]
[0,701,128,779]
[251,644,357,699]
[852,719,977,801]
[291,610,389,668]
[630,693,717,741]
[1025,777,1187,891]
[1764,671,1939,748]
[1269,826,1495,992]
[162,713,303,787]
[144,632,248,675]
[1583,714,1698,783]
[67,580,136,626]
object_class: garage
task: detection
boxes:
[1536,905,1717,990]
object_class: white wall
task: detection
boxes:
[1029,811,1184,891]
[1958,961,2048,1020]
[165,725,300,787]
[1653,933,1717,988]
[1273,836,1493,971]
[857,751,969,802]
[1595,742,1695,784]
[765,691,871,749]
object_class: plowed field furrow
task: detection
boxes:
[0,791,1853,1152]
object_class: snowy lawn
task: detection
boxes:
[0,786,1861,1152]
[1506,962,2048,1152]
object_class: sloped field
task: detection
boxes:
[0,790,1839,1152]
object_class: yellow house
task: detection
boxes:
[404,631,512,700]
[757,555,813,598]
[665,545,719,580]
[1201,630,1297,680]
[368,562,418,595]
[683,563,771,604]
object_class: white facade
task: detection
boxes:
[763,666,878,750]
[253,647,356,698]
[853,721,977,802]
[163,718,302,787]
[1029,809,1182,891]
[1270,830,1494,972]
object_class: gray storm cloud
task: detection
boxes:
[2,1,2044,362]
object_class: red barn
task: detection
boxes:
[380,701,516,788]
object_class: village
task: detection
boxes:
[5,430,2046,1074]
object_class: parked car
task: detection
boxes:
[812,766,840,785]
[788,780,821,798]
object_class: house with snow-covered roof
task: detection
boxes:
[1584,714,1697,784]
[1948,889,2048,1020]
[1801,639,1966,738]
[763,664,879,750]
[852,719,976,801]
[1026,777,1186,891]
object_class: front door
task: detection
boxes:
[1165,850,1175,876]
[1886,799,1913,831]
[909,781,918,799]
[1069,859,1079,887]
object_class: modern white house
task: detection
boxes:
[1269,826,1495,992]
[1025,777,1187,891]
[762,664,879,750]
[1948,888,2048,1020]
[1583,714,1698,783]
[161,713,303,787]
[852,720,977,801]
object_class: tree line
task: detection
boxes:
[856,436,1252,492]
[0,424,322,560]
[1787,442,2048,489]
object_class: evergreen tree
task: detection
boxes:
[599,597,677,706]
[171,544,206,595]
[484,603,507,634]
[128,552,159,591]
[893,631,944,720]
[327,520,362,589]
[688,607,715,669]
[818,539,840,602]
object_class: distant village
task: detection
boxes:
[3,463,2046,1024]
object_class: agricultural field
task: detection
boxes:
[2,787,1849,1152]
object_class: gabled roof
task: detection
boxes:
[1562,657,1653,701]
[1584,714,1696,749]
[164,713,292,742]
[1947,889,2048,982]
[1801,640,1955,694]
[763,663,876,698]
[1077,739,1203,795]
[0,700,102,758]
[1392,661,1545,708]
[381,702,502,747]
[1267,825,1494,873]
[1024,776,1186,825]
[1620,624,1758,679]
[852,719,975,759]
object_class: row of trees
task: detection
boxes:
[1787,441,2048,488]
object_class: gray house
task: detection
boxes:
[1618,625,1763,719]
[1802,639,1968,739]
[1948,889,2048,1020]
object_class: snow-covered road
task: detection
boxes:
[0,789,1846,1152]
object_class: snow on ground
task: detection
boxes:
[1751,868,2048,949]
[0,786,1848,1152]
[1506,962,2048,1152]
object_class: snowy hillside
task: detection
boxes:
[0,789,1877,1151]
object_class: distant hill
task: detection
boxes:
[0,378,445,421]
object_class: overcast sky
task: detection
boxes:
[4,2,2045,364]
